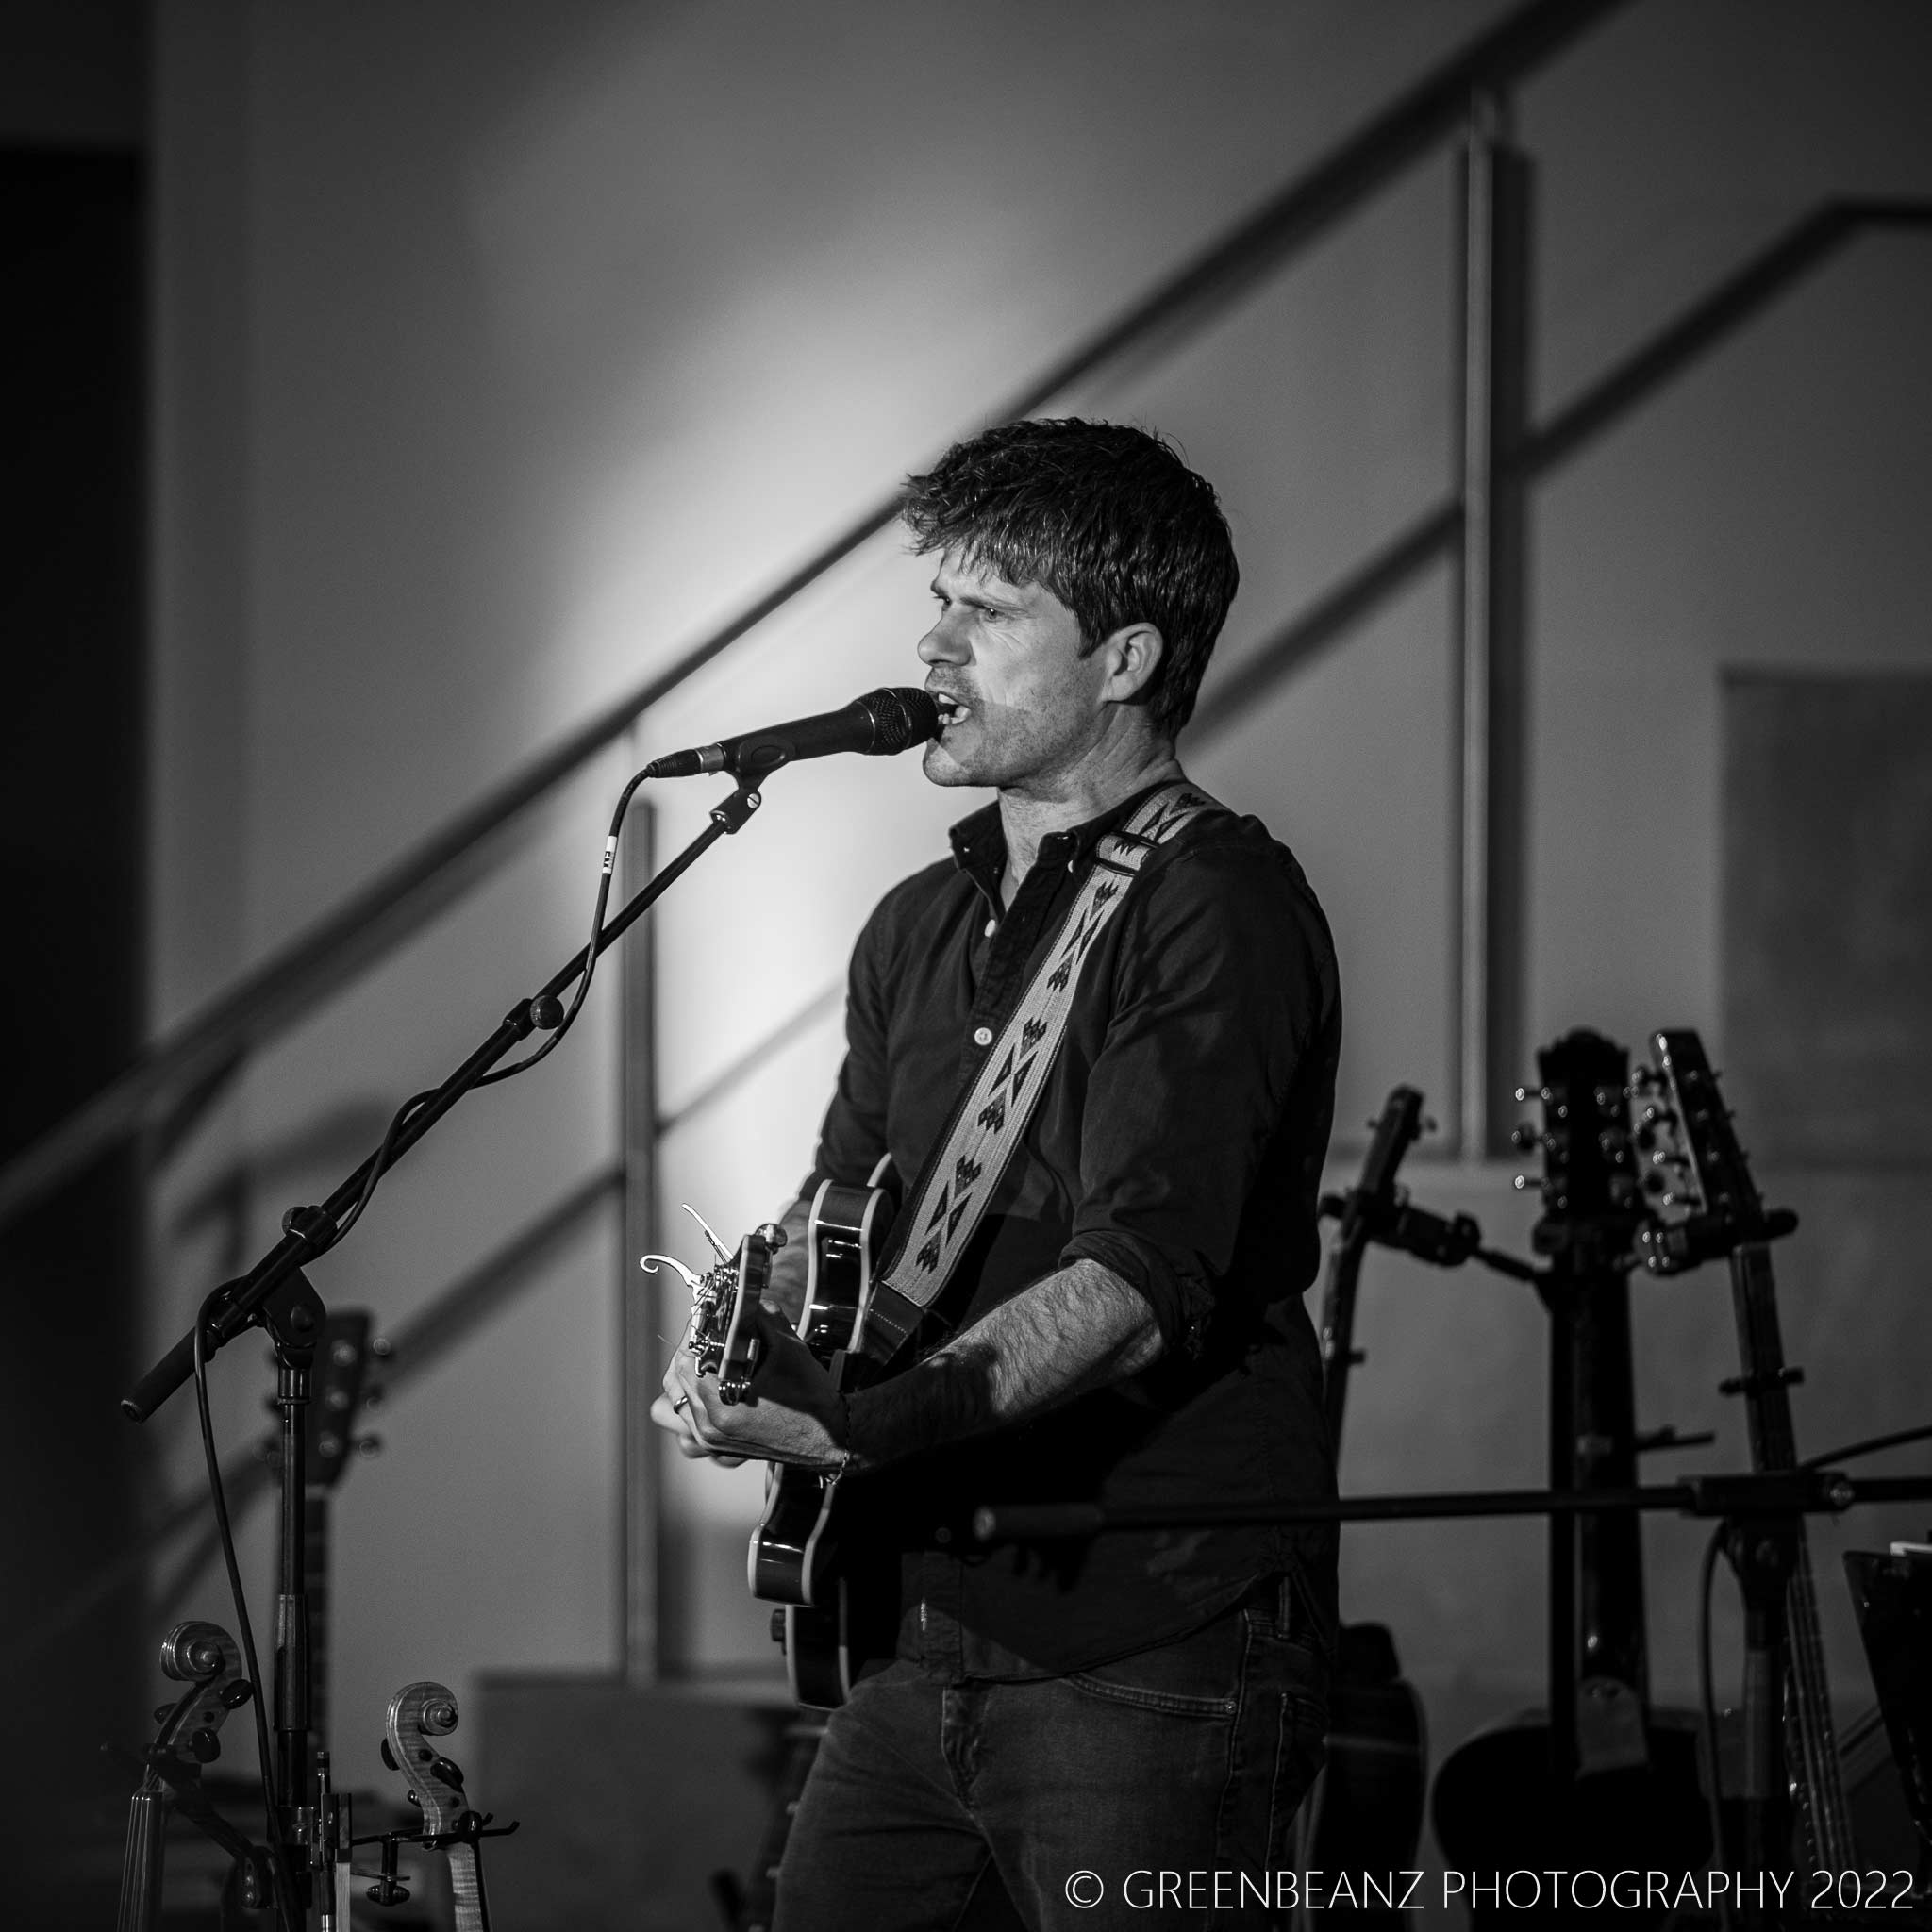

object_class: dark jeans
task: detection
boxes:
[774,1581,1328,1932]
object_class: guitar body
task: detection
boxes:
[748,1173,900,1707]
[748,1178,891,1609]
[1432,1709,1708,1873]
[1302,1622,1427,1887]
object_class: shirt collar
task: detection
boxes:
[946,777,1182,884]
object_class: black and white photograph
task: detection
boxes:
[3,3,1929,1926]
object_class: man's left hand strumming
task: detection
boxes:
[654,1300,847,1468]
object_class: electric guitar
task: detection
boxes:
[1300,1087,1429,1896]
[650,1191,896,1707]
[1637,1027,1857,1877]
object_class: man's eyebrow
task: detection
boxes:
[930,578,1017,610]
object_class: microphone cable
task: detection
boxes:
[327,762,655,1249]
[322,685,933,1246]
[192,1287,303,1927]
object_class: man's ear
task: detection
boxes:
[1097,621,1164,706]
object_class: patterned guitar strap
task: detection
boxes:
[858,780,1224,1366]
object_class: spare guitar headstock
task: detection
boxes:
[304,1308,382,1491]
[642,1205,785,1403]
[1633,1028,1798,1275]
[1511,1027,1643,1272]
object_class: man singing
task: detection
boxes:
[655,418,1341,1929]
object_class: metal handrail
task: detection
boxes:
[0,0,1631,1229]
[649,196,1932,1137]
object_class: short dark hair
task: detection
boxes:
[900,418,1238,739]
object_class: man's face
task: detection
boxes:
[917,549,1114,793]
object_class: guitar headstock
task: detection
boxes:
[1633,1028,1797,1274]
[1359,1085,1426,1203]
[382,1681,470,1841]
[304,1309,380,1491]
[641,1206,784,1404]
[152,1620,252,1769]
[1512,1028,1642,1269]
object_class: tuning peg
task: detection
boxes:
[1592,1084,1622,1110]
[370,1336,394,1359]
[1512,1174,1532,1191]
[1509,1123,1538,1150]
[1512,1084,1553,1106]
[755,1222,788,1249]
[355,1434,383,1457]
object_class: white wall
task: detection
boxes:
[147,0,1932,1854]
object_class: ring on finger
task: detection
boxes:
[673,1393,691,1414]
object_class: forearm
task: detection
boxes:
[844,1258,1162,1469]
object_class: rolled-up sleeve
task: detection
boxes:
[1059,838,1337,1357]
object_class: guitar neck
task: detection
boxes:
[304,1489,330,1757]
[1727,1241,1855,1871]
[1572,1269,1649,1705]
[1317,1230,1368,1453]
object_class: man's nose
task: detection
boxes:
[917,613,967,665]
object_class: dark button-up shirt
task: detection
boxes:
[806,779,1341,1677]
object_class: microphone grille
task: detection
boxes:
[860,687,941,755]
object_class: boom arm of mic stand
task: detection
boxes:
[125,773,769,1423]
[971,1471,1932,1542]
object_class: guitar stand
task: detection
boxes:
[1724,1507,1801,1900]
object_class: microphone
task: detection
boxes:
[642,687,941,779]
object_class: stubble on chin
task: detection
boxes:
[922,740,974,787]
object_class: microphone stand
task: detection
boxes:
[122,769,773,1926]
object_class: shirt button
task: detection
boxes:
[973,1025,993,1047]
